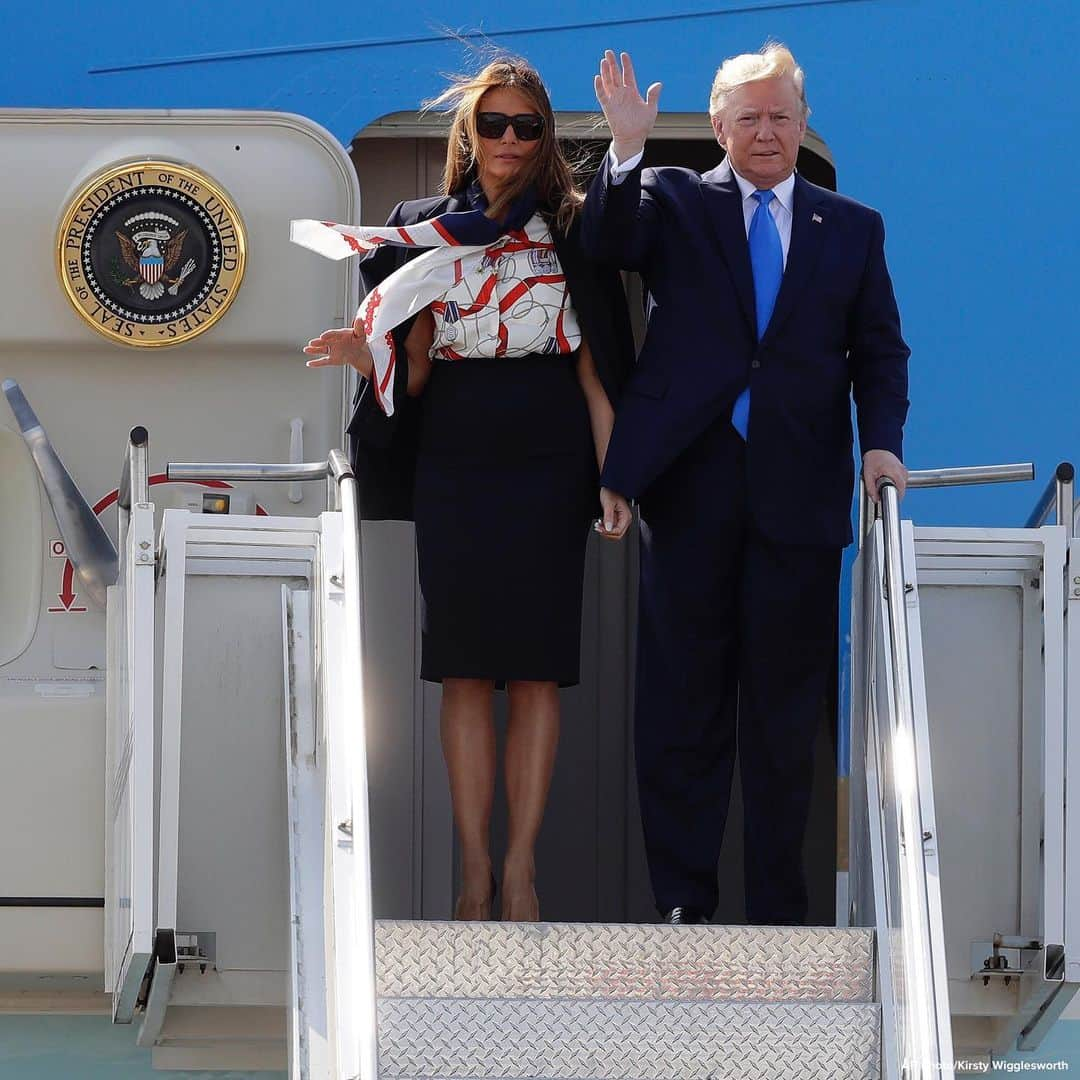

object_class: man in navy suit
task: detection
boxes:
[584,45,909,925]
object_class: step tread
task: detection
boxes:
[375,921,873,1002]
[377,997,880,1080]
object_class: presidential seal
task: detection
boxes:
[57,160,246,347]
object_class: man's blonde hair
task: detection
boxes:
[708,43,810,120]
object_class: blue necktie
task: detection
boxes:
[731,189,784,440]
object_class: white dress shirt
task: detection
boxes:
[607,144,794,267]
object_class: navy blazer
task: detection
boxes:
[581,157,910,548]
[346,191,635,521]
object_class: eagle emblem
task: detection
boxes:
[116,212,197,300]
[57,159,247,347]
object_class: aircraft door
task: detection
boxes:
[0,109,358,1017]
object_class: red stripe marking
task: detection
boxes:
[429,301,447,315]
[342,234,369,255]
[555,305,571,352]
[430,219,460,245]
[453,258,463,285]
[58,475,268,615]
[379,331,397,395]
[454,273,499,317]
[397,226,415,244]
[67,476,268,603]
[496,322,509,357]
[373,333,396,415]
[339,232,388,254]
[496,275,566,313]
[361,287,382,337]
[492,240,552,255]
[91,472,232,515]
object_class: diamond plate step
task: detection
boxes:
[377,997,880,1080]
[376,921,873,1002]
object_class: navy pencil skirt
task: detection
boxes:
[412,352,596,687]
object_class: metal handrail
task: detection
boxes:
[167,460,330,483]
[118,427,150,558]
[330,448,379,1080]
[1026,462,1075,539]
[167,460,342,512]
[876,477,950,1075]
[907,463,1034,489]
[860,462,1036,545]
[118,426,150,512]
[164,450,378,1078]
[878,483,916,808]
[109,425,157,1022]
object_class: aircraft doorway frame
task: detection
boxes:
[346,110,839,926]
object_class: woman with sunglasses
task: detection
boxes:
[300,57,634,922]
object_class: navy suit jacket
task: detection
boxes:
[346,191,634,520]
[581,157,910,548]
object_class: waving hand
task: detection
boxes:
[594,50,662,163]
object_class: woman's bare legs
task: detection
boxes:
[441,678,497,920]
[502,680,560,921]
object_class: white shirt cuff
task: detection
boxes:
[608,144,644,185]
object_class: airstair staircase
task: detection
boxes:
[373,921,878,1079]
[99,429,1080,1080]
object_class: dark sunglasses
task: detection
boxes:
[475,112,546,141]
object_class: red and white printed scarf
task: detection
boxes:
[291,187,541,416]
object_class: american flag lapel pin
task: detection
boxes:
[812,212,823,224]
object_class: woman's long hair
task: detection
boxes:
[425,56,583,233]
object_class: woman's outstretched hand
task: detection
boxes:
[596,486,633,542]
[303,315,374,378]
[595,50,662,163]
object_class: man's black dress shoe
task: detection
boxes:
[661,906,707,925]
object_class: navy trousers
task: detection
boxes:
[635,417,841,924]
